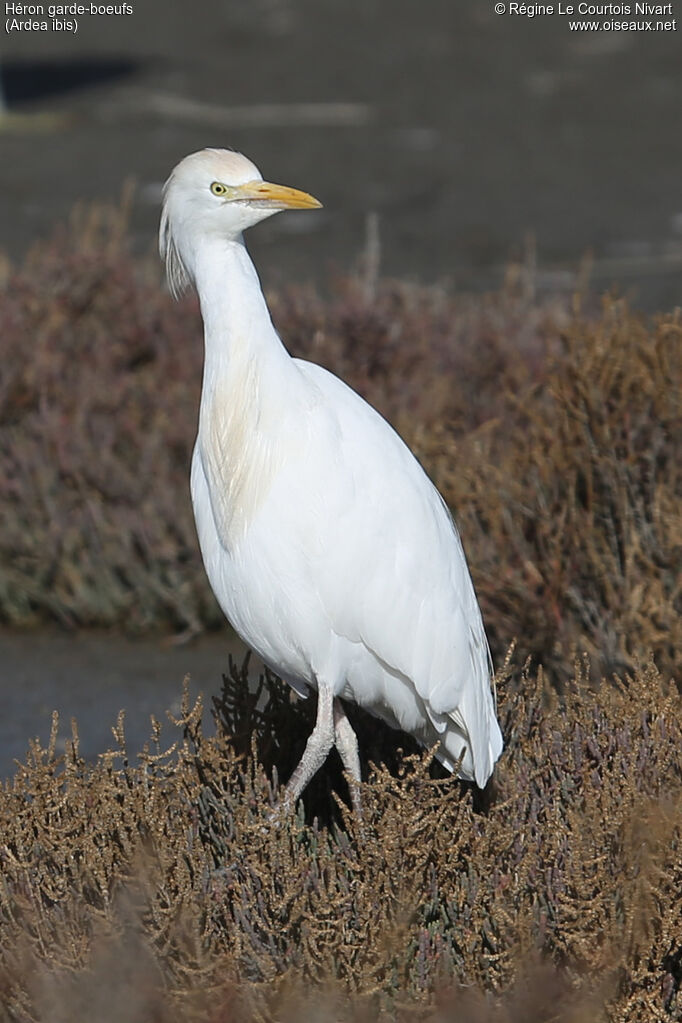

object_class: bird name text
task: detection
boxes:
[5,2,134,13]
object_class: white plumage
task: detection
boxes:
[160,148,503,809]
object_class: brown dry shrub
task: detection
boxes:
[1,205,679,683]
[426,303,682,681]
[0,657,680,1021]
[0,206,210,633]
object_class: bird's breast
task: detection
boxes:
[197,364,291,545]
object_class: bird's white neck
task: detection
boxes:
[191,235,298,543]
[194,236,287,372]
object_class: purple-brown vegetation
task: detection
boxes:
[0,658,680,1020]
[0,203,680,1020]
[1,204,679,682]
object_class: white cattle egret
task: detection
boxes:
[159,149,503,811]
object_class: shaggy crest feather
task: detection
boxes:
[159,200,191,299]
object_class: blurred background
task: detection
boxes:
[2,0,681,304]
[1,0,680,774]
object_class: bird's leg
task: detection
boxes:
[333,698,362,818]
[280,683,335,812]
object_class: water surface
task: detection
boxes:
[0,628,248,780]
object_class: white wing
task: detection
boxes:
[290,359,502,786]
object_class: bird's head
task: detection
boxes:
[159,148,322,298]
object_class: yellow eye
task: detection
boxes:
[210,181,228,196]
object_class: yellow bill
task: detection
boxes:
[235,180,322,210]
